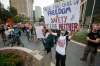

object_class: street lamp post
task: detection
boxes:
[89,0,96,28]
[81,0,87,27]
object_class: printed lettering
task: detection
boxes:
[48,7,71,16]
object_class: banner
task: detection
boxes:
[35,26,44,38]
[43,0,80,31]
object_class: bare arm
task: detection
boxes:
[51,32,57,36]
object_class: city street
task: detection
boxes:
[20,34,100,66]
[0,33,99,66]
[0,0,100,66]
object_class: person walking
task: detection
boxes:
[12,25,21,46]
[0,24,6,46]
[80,23,100,66]
[44,29,57,53]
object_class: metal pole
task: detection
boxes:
[81,0,87,27]
[89,0,96,28]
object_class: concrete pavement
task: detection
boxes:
[20,34,100,66]
[0,34,100,66]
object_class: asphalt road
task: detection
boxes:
[0,34,100,66]
[20,34,100,66]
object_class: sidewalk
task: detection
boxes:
[20,34,55,66]
[20,33,43,50]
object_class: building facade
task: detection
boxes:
[0,2,4,9]
[35,6,42,22]
[54,0,72,2]
[10,0,34,21]
[54,0,64,2]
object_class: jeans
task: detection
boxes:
[41,38,47,50]
[82,45,97,64]
[56,52,66,66]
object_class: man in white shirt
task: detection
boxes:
[5,27,14,37]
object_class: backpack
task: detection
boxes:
[45,34,55,49]
[13,28,21,38]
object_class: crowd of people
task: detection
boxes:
[0,21,100,66]
[40,23,100,66]
[40,26,73,66]
[0,22,33,47]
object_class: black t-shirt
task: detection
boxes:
[87,31,99,47]
[64,31,69,36]
[0,27,5,34]
[97,30,100,38]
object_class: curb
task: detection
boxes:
[71,40,100,52]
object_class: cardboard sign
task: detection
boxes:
[35,26,44,38]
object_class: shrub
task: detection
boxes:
[0,53,22,66]
[72,31,88,44]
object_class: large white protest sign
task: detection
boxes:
[43,0,80,31]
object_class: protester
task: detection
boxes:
[28,23,33,36]
[13,25,21,46]
[25,23,31,40]
[0,24,6,45]
[5,26,14,39]
[80,23,100,66]
[44,29,57,53]
[41,26,48,50]
[55,29,71,66]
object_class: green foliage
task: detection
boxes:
[8,6,17,17]
[14,16,21,23]
[0,8,11,23]
[23,16,30,22]
[94,18,100,23]
[72,31,88,44]
[0,53,22,66]
[0,2,30,23]
[0,3,18,23]
[14,15,30,23]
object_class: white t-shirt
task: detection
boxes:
[56,36,66,55]
[5,29,14,36]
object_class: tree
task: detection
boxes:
[0,7,11,23]
[14,15,22,23]
[8,6,17,17]
[0,3,18,24]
